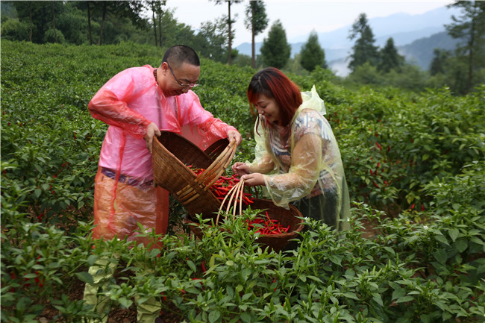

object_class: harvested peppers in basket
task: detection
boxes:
[187,165,254,205]
[245,211,290,235]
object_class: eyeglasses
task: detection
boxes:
[166,62,198,89]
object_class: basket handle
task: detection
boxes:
[196,139,237,188]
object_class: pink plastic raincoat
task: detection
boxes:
[88,65,236,247]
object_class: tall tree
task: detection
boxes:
[299,30,326,72]
[429,48,451,76]
[378,37,404,73]
[445,0,485,92]
[348,13,379,72]
[146,1,165,47]
[244,0,268,68]
[211,0,243,65]
[260,20,291,69]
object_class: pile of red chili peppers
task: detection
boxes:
[188,166,255,205]
[246,211,290,235]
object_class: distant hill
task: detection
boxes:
[397,31,461,70]
[327,31,461,77]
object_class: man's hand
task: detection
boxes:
[143,122,161,154]
[227,129,242,146]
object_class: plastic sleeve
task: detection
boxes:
[88,78,151,139]
[264,133,322,206]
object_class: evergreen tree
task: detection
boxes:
[378,37,404,73]
[260,20,291,69]
[429,48,451,76]
[348,13,379,71]
[244,0,268,68]
[299,30,326,72]
[211,0,244,65]
[445,0,485,93]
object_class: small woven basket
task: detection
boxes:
[152,131,232,219]
[183,199,304,252]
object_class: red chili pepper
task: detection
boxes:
[201,261,206,273]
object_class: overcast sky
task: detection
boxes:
[164,0,455,46]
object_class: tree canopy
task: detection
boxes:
[260,20,291,69]
[299,30,326,72]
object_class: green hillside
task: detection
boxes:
[1,41,484,323]
[399,31,461,70]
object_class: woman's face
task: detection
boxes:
[254,94,281,125]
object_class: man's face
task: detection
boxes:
[160,62,200,97]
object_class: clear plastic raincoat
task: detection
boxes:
[88,65,236,247]
[250,86,350,230]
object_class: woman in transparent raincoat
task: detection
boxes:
[232,68,349,231]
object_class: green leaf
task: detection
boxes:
[392,287,406,300]
[75,272,94,285]
[87,255,98,267]
[433,249,448,265]
[455,239,468,253]
[307,275,323,283]
[118,297,132,309]
[372,293,384,306]
[34,189,42,198]
[209,310,220,323]
[240,312,252,323]
[448,228,459,242]
[329,255,343,266]
[434,234,450,246]
[187,260,196,272]
[396,296,414,303]
[343,292,358,300]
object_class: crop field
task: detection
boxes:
[1,40,485,323]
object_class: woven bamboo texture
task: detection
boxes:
[183,198,304,252]
[152,131,234,219]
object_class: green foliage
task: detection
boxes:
[299,30,326,72]
[260,20,291,69]
[1,40,484,323]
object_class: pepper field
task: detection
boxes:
[1,40,485,322]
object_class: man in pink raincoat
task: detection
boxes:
[83,45,242,323]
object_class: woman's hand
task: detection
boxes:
[241,173,265,187]
[232,162,250,177]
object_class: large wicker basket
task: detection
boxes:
[183,199,305,252]
[152,131,229,219]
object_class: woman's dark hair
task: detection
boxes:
[247,67,302,128]
[162,45,200,67]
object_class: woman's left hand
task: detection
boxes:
[241,173,265,187]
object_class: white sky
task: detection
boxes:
[165,0,455,46]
